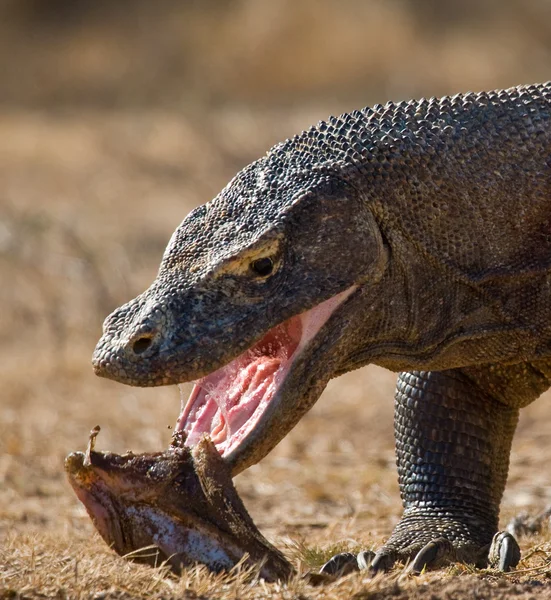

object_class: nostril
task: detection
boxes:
[132,337,153,355]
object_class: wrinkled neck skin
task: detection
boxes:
[92,169,533,476]
[92,85,551,474]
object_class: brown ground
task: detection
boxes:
[2,2,551,599]
[2,105,551,600]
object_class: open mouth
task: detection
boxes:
[175,286,355,457]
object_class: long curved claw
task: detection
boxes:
[319,552,359,577]
[369,549,397,573]
[507,506,551,538]
[320,527,520,579]
[406,538,455,574]
[357,549,376,570]
[488,531,520,572]
[319,530,520,578]
[319,549,377,577]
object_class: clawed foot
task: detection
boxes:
[320,531,520,577]
[507,505,551,537]
[319,550,376,577]
[487,531,521,572]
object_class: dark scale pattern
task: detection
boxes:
[389,370,519,563]
[94,82,551,387]
[92,82,551,569]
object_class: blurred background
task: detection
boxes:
[2,0,551,588]
[1,0,551,109]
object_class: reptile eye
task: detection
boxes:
[250,257,274,277]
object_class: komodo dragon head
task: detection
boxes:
[93,119,390,473]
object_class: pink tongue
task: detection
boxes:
[182,320,299,449]
[217,354,281,442]
[178,286,357,455]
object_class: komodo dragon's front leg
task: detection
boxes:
[323,361,551,575]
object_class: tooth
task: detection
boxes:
[84,425,101,466]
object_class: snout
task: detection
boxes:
[92,297,174,386]
[91,285,246,388]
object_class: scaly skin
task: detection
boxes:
[93,82,551,572]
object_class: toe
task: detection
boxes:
[369,549,397,573]
[507,506,551,538]
[319,552,359,577]
[407,538,455,574]
[488,531,520,572]
[357,549,376,570]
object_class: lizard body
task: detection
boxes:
[93,82,551,572]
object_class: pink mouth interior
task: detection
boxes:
[176,287,355,457]
[72,485,115,546]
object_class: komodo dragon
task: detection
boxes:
[93,82,551,575]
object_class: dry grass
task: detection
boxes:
[0,0,550,109]
[2,3,551,597]
[2,106,551,600]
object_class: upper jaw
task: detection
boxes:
[176,285,358,474]
[93,283,358,473]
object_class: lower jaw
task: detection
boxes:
[178,326,301,458]
[175,285,357,463]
